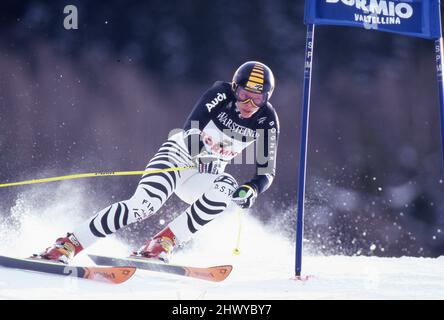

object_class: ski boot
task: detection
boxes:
[34,233,84,264]
[132,227,176,263]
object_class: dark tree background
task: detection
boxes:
[1,0,444,257]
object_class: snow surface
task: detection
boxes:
[1,184,444,300]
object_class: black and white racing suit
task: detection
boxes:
[73,81,280,247]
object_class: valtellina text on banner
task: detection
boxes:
[304,0,441,39]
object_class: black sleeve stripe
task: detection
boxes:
[140,167,176,192]
[145,161,180,184]
[153,172,175,192]
[114,203,122,231]
[186,212,198,234]
[141,186,163,204]
[89,216,106,238]
[145,159,185,179]
[201,194,228,209]
[152,151,190,164]
[164,141,192,159]
[122,203,129,227]
[190,204,212,227]
[142,159,179,179]
[160,167,177,189]
[158,146,192,162]
[100,205,114,235]
[151,153,191,167]
[195,199,225,216]
[139,181,170,200]
[145,162,172,170]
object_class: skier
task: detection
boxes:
[36,61,280,264]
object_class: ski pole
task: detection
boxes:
[232,206,242,256]
[0,166,194,188]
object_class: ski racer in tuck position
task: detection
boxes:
[35,61,280,264]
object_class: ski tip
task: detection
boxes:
[85,266,136,284]
[185,265,233,282]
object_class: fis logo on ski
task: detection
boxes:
[325,0,414,26]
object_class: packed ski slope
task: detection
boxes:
[0,184,444,300]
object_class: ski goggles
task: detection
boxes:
[235,86,267,108]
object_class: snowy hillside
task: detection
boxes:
[1,184,444,300]
[1,253,444,300]
[1,214,444,300]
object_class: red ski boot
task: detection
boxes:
[133,227,176,263]
[36,233,84,264]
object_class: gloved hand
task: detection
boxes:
[192,152,224,175]
[232,184,258,209]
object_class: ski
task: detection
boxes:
[88,254,233,282]
[0,255,136,284]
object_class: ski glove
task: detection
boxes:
[232,184,258,209]
[192,152,224,175]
